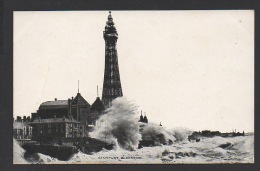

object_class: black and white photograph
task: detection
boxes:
[12,10,254,164]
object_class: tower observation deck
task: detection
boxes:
[102,11,123,107]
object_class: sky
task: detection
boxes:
[14,10,254,132]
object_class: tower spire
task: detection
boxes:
[78,80,79,93]
[97,85,99,97]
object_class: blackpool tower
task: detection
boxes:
[102,11,123,107]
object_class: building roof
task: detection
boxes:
[31,117,80,124]
[39,93,90,110]
[71,93,90,107]
[39,100,68,109]
[90,97,105,111]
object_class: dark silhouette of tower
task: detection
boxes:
[139,110,144,122]
[139,110,148,124]
[102,11,123,107]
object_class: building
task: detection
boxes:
[29,87,106,136]
[70,91,91,121]
[13,121,32,140]
[31,92,91,122]
[87,97,105,125]
[30,116,86,142]
[102,11,123,107]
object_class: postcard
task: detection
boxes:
[13,10,254,164]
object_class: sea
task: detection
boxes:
[13,133,254,164]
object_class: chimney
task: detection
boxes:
[17,116,22,122]
[55,98,57,101]
[71,96,74,100]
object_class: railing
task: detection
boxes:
[16,139,37,145]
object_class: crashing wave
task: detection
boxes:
[90,97,142,150]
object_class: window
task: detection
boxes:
[47,124,52,134]
[56,124,58,133]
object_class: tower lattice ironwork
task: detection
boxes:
[102,11,123,107]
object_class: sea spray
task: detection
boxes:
[13,139,28,164]
[171,127,193,142]
[90,97,142,150]
[139,122,176,145]
[139,125,193,145]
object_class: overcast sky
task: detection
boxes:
[14,10,254,132]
